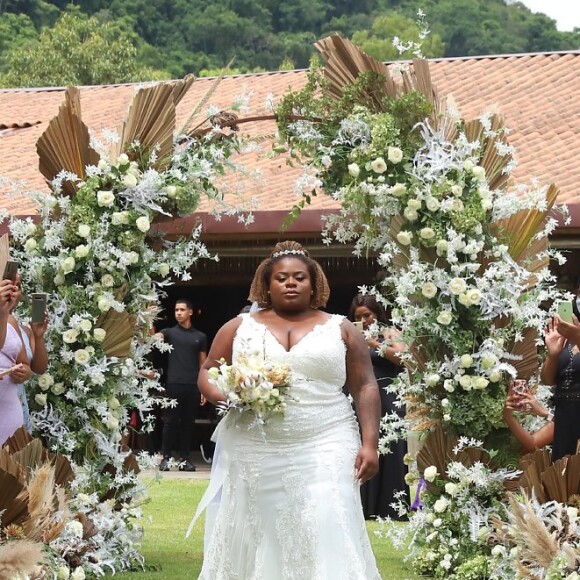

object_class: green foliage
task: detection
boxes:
[0,8,164,87]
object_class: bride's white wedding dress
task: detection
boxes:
[196,313,381,579]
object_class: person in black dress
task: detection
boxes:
[541,300,580,461]
[348,293,409,520]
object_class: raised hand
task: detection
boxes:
[555,314,580,347]
[544,317,566,357]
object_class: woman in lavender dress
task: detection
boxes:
[0,277,32,445]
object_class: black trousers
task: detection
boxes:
[161,383,201,459]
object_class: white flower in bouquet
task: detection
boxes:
[74,244,90,259]
[425,197,440,211]
[105,416,119,430]
[421,282,438,299]
[424,465,439,482]
[390,183,406,197]
[407,199,421,210]
[348,163,360,177]
[489,371,502,383]
[397,231,413,246]
[450,184,463,197]
[425,373,440,387]
[71,567,85,580]
[35,393,47,406]
[97,190,115,207]
[77,224,91,238]
[38,373,54,390]
[460,354,474,368]
[122,173,138,188]
[93,328,107,342]
[433,497,449,513]
[74,349,90,365]
[101,273,115,287]
[63,329,79,344]
[108,397,121,410]
[52,383,65,395]
[97,296,111,312]
[466,289,482,305]
[78,319,92,332]
[404,207,418,221]
[157,262,170,276]
[387,146,403,164]
[432,518,442,528]
[164,185,177,198]
[459,375,473,390]
[54,273,65,286]
[135,216,151,232]
[436,240,448,255]
[445,482,459,496]
[57,566,70,579]
[62,256,76,274]
[437,311,453,326]
[449,278,467,295]
[472,166,486,181]
[25,222,37,236]
[111,211,130,225]
[444,379,455,392]
[117,153,129,166]
[24,238,37,252]
[420,227,435,240]
[370,157,387,174]
[473,377,489,389]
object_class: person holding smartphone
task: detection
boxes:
[0,275,32,445]
[540,306,580,461]
[503,382,554,452]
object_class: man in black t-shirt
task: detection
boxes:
[156,299,207,471]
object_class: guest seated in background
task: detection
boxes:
[503,382,554,453]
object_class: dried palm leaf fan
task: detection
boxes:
[12,439,45,480]
[509,327,540,380]
[113,75,195,170]
[518,449,552,504]
[36,87,100,198]
[95,310,135,358]
[542,454,580,503]
[0,467,29,525]
[2,425,33,453]
[0,233,10,280]
[416,425,458,493]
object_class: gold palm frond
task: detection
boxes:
[0,233,10,278]
[96,310,135,358]
[36,86,100,197]
[509,328,540,380]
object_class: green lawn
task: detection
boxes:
[111,478,420,579]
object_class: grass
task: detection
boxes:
[111,478,420,579]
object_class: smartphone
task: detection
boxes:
[31,293,48,323]
[558,301,573,324]
[2,259,18,282]
[511,379,528,395]
[353,321,364,331]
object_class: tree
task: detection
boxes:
[0,8,166,88]
[351,11,445,61]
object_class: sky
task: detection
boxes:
[518,0,580,31]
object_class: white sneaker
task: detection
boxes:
[200,444,212,464]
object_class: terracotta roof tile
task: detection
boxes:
[1,52,579,225]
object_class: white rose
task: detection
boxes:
[25,222,37,236]
[347,163,360,177]
[472,166,486,180]
[445,482,459,496]
[451,198,464,212]
[63,329,79,344]
[61,256,76,274]
[424,465,439,482]
[403,207,418,221]
[421,283,438,299]
[135,216,151,233]
[127,251,139,265]
[97,190,115,207]
[117,153,129,165]
[463,159,474,172]
[370,157,387,174]
[426,197,440,211]
[108,397,120,410]
[157,263,170,277]
[407,199,421,211]
[101,274,115,287]
[459,375,473,390]
[460,354,474,368]
[491,545,506,558]
[24,238,37,252]
[420,227,435,240]
[443,379,455,392]
[57,565,71,579]
[122,173,138,188]
[93,328,107,342]
[387,146,403,164]
[467,289,482,305]
[450,184,463,197]
[489,371,502,383]
[79,319,92,332]
[481,355,496,370]
[458,292,471,306]
[35,393,47,406]
[54,273,66,286]
[473,377,489,389]
[432,518,442,528]
[98,159,108,171]
[441,398,449,407]
[425,373,440,387]
[164,185,177,198]
[52,383,65,395]
[111,211,129,226]
[71,568,85,580]
[437,311,453,326]
[77,224,91,238]
[74,349,90,365]
[436,240,448,255]
[449,277,467,295]
[396,231,413,246]
[74,244,90,259]
[482,198,493,210]
[106,417,119,430]
[433,497,449,513]
[97,297,111,312]
[38,374,54,390]
[390,183,406,197]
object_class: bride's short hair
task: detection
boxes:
[248,241,330,309]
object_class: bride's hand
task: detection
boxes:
[355,445,379,484]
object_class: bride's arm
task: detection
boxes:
[198,317,243,405]
[343,319,381,483]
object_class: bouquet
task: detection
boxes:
[208,351,295,424]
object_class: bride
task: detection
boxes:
[195,240,382,579]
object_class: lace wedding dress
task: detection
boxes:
[195,313,381,579]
